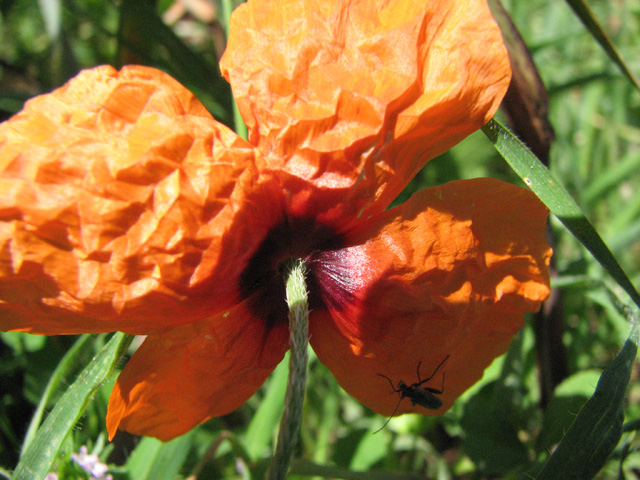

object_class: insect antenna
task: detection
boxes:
[373,395,403,434]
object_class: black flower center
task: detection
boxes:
[239,216,350,329]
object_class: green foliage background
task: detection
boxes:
[1,0,639,479]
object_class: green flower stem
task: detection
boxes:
[267,259,309,480]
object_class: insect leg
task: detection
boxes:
[414,355,450,388]
[422,371,447,395]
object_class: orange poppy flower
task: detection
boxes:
[0,0,551,441]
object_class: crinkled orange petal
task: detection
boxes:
[309,178,551,417]
[0,65,285,335]
[106,294,289,441]
[221,0,511,219]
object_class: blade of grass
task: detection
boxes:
[482,119,640,310]
[532,319,638,480]
[11,333,133,480]
[20,334,94,455]
[564,0,640,92]
[582,152,640,205]
[607,220,640,255]
[219,0,248,140]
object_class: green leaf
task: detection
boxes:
[1,332,46,354]
[243,356,288,461]
[125,433,194,480]
[348,429,387,471]
[461,334,530,474]
[536,370,602,451]
[482,119,640,310]
[289,458,429,480]
[533,322,638,480]
[11,333,133,480]
[117,0,232,122]
[564,0,640,92]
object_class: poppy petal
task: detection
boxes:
[106,294,289,441]
[308,178,551,417]
[0,65,283,334]
[221,0,511,218]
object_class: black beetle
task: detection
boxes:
[374,355,450,433]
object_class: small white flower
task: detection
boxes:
[71,446,113,480]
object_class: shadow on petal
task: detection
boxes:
[309,178,551,417]
[106,292,289,441]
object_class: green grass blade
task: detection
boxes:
[11,333,133,480]
[482,119,640,310]
[20,334,94,456]
[582,152,640,205]
[564,0,640,92]
[533,321,638,480]
[219,0,248,140]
